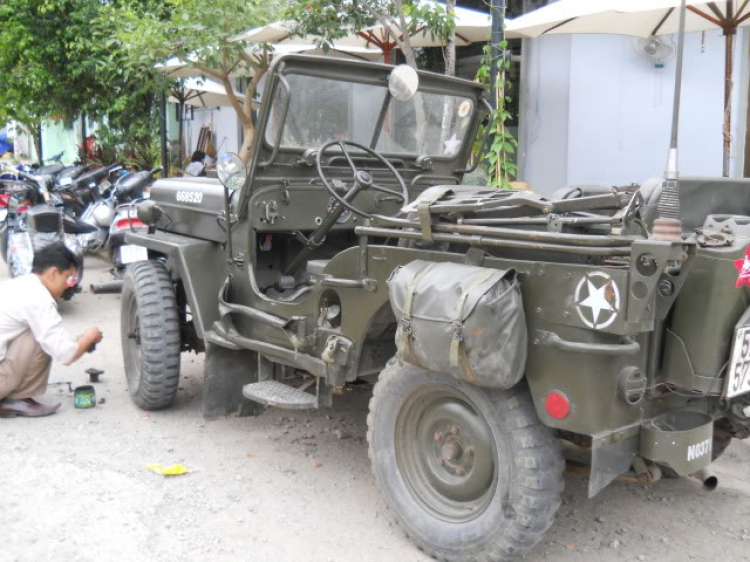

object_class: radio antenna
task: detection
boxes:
[655,0,687,238]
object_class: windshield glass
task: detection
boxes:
[265,73,474,159]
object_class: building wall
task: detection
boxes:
[521,28,749,195]
[41,120,81,165]
[181,105,241,160]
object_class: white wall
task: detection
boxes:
[521,28,749,195]
[183,105,241,159]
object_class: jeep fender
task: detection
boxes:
[125,231,225,338]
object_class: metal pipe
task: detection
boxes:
[81,113,87,164]
[723,30,734,177]
[689,468,718,491]
[372,215,635,247]
[462,216,615,226]
[355,226,631,256]
[89,281,124,294]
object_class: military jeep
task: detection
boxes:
[121,54,750,561]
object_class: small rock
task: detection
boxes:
[596,516,607,523]
[333,429,351,440]
[311,459,322,468]
[637,556,647,561]
[609,540,620,549]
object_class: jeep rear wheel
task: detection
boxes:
[121,260,181,410]
[368,360,564,562]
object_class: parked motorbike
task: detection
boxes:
[0,166,97,299]
[55,163,123,223]
[89,168,161,294]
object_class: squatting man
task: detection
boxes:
[0,242,103,417]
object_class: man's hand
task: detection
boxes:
[66,327,104,365]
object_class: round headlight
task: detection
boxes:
[216,153,247,191]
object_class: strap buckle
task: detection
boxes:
[451,320,464,341]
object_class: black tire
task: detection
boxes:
[121,260,181,410]
[368,360,564,562]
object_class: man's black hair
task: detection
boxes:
[191,150,206,163]
[31,242,78,274]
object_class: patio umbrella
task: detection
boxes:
[155,42,382,80]
[506,0,750,176]
[228,24,384,60]
[231,2,491,64]
[168,78,250,108]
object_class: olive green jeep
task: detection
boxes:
[121,54,750,561]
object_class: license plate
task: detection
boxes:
[726,326,750,398]
[119,244,148,264]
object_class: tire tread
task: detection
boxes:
[367,361,564,562]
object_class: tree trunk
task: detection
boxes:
[239,123,254,163]
[29,124,43,164]
[444,0,457,77]
[440,0,458,147]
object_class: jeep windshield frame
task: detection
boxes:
[240,54,487,216]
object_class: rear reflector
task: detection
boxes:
[545,391,571,420]
[115,218,145,231]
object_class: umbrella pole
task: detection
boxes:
[722,31,735,177]
[160,89,169,177]
[489,0,505,111]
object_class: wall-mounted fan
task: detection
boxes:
[633,36,676,68]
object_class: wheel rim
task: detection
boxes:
[125,292,143,391]
[395,384,498,523]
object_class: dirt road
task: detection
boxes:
[1,256,749,562]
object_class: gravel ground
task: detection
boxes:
[1,255,749,562]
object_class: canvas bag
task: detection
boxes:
[388,260,527,389]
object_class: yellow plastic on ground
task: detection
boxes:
[146,464,189,476]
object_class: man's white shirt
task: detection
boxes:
[0,274,77,364]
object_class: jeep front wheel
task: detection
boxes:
[121,260,181,410]
[368,361,564,562]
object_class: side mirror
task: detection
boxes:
[216,153,247,190]
[388,65,419,102]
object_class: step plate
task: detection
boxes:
[242,380,317,410]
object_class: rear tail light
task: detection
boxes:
[545,391,571,420]
[114,217,146,231]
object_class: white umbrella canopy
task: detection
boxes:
[231,2,491,63]
[506,0,749,38]
[337,2,491,49]
[506,0,750,176]
[155,42,382,80]
[271,42,384,61]
[230,20,299,43]
[168,77,250,108]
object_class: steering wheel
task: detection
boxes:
[316,140,410,220]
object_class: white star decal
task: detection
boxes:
[574,272,620,330]
[443,134,461,156]
[578,280,614,328]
